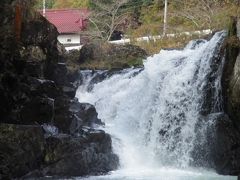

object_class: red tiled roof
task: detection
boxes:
[40,9,89,33]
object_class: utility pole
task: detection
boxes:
[163,0,167,36]
[43,0,46,17]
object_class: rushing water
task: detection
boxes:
[76,32,237,180]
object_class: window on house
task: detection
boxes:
[67,38,71,42]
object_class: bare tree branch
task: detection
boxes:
[87,0,130,41]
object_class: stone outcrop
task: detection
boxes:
[65,42,148,70]
[0,0,119,179]
[210,113,240,175]
[222,17,240,129]
[218,17,240,175]
[0,124,45,179]
[54,98,103,135]
[43,130,118,177]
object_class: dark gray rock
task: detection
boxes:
[44,63,68,86]
[20,96,54,124]
[21,169,45,179]
[54,98,79,134]
[0,1,118,178]
[222,17,240,128]
[24,61,43,78]
[0,124,45,179]
[208,113,240,175]
[54,98,103,135]
[43,130,119,177]
[191,113,240,175]
[69,101,103,127]
[21,15,59,61]
[26,77,61,99]
[219,17,240,175]
[62,85,77,99]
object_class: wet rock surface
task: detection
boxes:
[222,17,240,129]
[210,114,240,175]
[0,0,119,178]
[192,113,240,175]
[43,130,118,177]
[54,98,103,135]
[220,17,240,175]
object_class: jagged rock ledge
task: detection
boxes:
[212,17,240,175]
[0,1,119,179]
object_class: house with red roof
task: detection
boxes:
[40,9,89,50]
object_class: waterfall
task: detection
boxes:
[76,31,226,171]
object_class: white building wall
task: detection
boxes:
[57,34,81,45]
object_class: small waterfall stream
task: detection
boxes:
[76,32,237,180]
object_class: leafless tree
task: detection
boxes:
[87,0,130,41]
[169,0,238,30]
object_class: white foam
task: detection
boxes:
[76,32,235,179]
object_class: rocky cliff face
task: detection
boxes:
[214,17,240,175]
[0,1,118,179]
[223,17,240,129]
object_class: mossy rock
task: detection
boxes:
[75,42,147,70]
[0,124,45,179]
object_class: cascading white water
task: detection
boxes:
[76,32,237,180]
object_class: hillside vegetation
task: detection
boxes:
[35,0,240,54]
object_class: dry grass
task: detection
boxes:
[132,34,206,55]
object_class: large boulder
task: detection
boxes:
[64,43,147,70]
[0,124,119,179]
[191,113,240,175]
[208,113,240,175]
[0,124,45,179]
[42,129,119,176]
[21,14,59,63]
[54,98,103,135]
[69,101,103,127]
[44,62,79,98]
